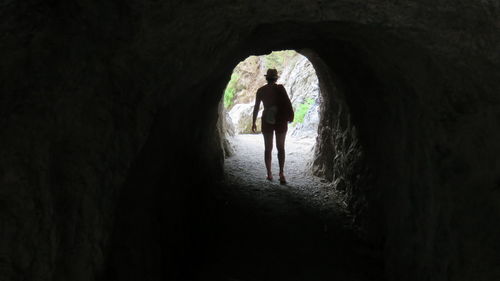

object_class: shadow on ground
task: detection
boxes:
[196,173,384,281]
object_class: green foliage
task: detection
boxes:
[265,53,284,70]
[223,72,240,108]
[293,98,315,124]
[264,50,296,71]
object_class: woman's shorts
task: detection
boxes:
[261,121,288,134]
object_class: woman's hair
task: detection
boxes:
[266,77,278,83]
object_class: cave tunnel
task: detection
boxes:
[1,1,500,281]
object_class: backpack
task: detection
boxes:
[275,85,294,123]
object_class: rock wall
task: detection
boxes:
[230,55,268,106]
[308,49,379,244]
[217,102,235,158]
[0,1,499,281]
[278,53,320,137]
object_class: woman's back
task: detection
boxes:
[257,83,282,108]
[257,83,293,124]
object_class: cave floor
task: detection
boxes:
[198,134,384,281]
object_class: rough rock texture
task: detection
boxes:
[278,54,320,137]
[217,103,235,158]
[279,53,320,109]
[229,55,267,106]
[228,103,262,134]
[1,1,499,281]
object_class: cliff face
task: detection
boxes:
[0,1,499,281]
[279,53,320,137]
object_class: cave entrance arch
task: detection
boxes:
[208,44,378,280]
[219,50,322,183]
[210,22,419,243]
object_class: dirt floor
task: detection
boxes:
[197,134,384,281]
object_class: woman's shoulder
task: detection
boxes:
[257,84,269,92]
[275,84,287,93]
[256,85,265,95]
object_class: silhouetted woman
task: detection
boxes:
[252,69,294,184]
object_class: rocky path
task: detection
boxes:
[224,134,333,202]
[198,134,384,281]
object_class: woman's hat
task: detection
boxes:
[265,68,279,79]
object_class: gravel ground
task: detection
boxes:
[223,133,344,211]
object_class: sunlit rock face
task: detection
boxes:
[1,1,499,281]
[278,54,320,137]
[229,102,261,133]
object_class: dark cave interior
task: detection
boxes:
[1,1,500,281]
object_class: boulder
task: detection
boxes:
[229,103,262,134]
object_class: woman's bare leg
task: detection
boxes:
[263,132,274,179]
[275,132,287,181]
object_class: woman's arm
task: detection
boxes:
[252,90,261,132]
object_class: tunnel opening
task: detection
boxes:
[215,44,376,236]
[218,49,321,182]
